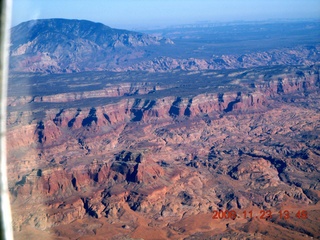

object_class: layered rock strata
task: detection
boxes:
[7,65,320,239]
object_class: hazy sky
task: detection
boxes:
[12,0,320,29]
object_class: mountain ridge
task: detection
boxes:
[10,18,174,73]
[9,18,320,74]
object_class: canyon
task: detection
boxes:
[7,65,320,239]
[6,18,320,239]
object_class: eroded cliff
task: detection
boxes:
[7,65,320,239]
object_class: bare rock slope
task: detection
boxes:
[7,65,320,239]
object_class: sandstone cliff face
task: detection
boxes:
[7,66,320,239]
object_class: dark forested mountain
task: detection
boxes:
[11,18,165,48]
[9,19,320,74]
[9,18,173,73]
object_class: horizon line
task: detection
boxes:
[11,17,320,30]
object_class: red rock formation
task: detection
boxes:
[7,66,320,239]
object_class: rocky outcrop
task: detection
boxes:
[7,65,320,239]
[127,46,320,72]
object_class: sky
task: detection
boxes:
[11,0,320,29]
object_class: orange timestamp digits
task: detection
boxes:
[212,210,237,220]
[212,210,308,220]
[278,210,308,220]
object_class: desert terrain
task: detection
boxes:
[6,19,320,239]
